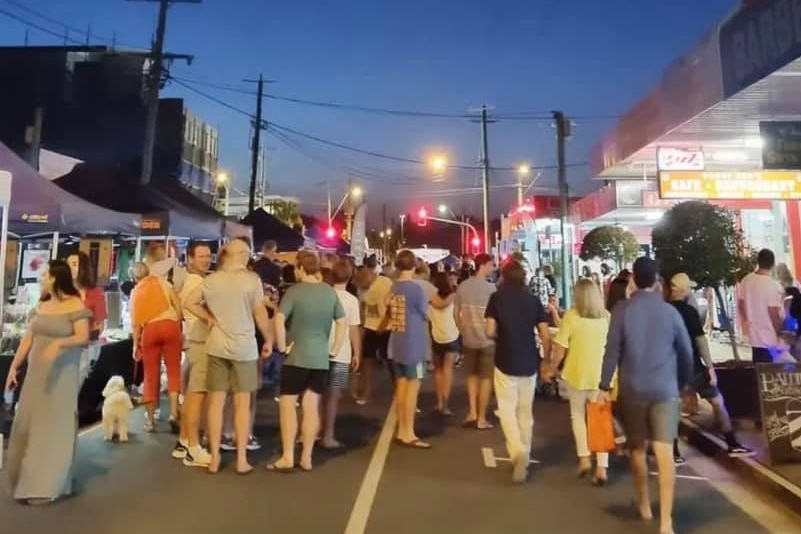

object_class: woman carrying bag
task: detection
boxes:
[544,278,612,486]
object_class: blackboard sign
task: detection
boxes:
[756,363,801,465]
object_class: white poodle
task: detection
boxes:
[102,375,134,442]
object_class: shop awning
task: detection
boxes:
[0,141,140,236]
[593,1,801,182]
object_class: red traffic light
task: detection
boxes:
[325,226,337,240]
[471,236,481,248]
[416,207,428,227]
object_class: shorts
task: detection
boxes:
[206,355,259,393]
[184,340,208,393]
[432,339,460,358]
[363,330,390,360]
[393,362,426,380]
[618,397,680,446]
[462,346,495,379]
[328,361,350,389]
[280,365,328,396]
[690,370,719,400]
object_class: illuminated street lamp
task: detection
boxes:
[429,154,448,180]
[216,171,230,216]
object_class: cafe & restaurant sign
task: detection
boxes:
[659,170,801,200]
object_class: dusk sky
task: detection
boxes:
[0,0,736,221]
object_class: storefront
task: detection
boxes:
[589,1,801,275]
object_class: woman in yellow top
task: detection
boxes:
[548,278,610,486]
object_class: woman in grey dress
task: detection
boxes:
[4,259,91,505]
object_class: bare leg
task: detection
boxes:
[477,377,494,429]
[145,403,156,429]
[322,387,343,448]
[273,395,299,469]
[168,391,180,421]
[206,391,226,473]
[181,392,205,448]
[223,396,234,438]
[440,353,455,415]
[394,378,409,439]
[249,392,257,440]
[232,392,252,472]
[433,359,445,411]
[400,379,423,442]
[629,446,653,521]
[652,440,676,534]
[300,391,321,470]
[465,374,479,422]
[362,359,375,402]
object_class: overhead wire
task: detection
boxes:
[0,0,147,49]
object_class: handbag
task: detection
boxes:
[587,401,616,453]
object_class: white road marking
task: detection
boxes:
[344,401,397,534]
[481,447,497,468]
[481,447,539,467]
[648,471,708,481]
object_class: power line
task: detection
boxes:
[169,76,589,172]
[0,0,146,48]
[0,6,84,44]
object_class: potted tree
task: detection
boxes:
[579,225,640,268]
[652,201,758,418]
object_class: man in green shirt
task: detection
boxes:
[270,251,346,472]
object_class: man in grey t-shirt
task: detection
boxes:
[185,239,273,475]
[598,257,692,534]
[455,253,496,429]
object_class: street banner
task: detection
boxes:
[659,170,801,200]
[351,203,367,266]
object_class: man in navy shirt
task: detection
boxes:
[485,260,551,484]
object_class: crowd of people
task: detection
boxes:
[7,240,793,534]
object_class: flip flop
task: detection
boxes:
[265,461,295,474]
[476,422,494,430]
[396,439,432,449]
[319,442,345,451]
[461,419,478,428]
[236,467,255,476]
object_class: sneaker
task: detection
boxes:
[171,440,188,459]
[183,446,212,467]
[674,455,686,466]
[220,436,236,452]
[246,436,262,451]
[727,444,756,457]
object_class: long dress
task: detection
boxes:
[7,308,91,501]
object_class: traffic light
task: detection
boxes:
[325,225,337,240]
[416,207,428,227]
[471,235,481,250]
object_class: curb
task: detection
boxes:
[680,417,801,515]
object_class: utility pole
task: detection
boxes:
[128,0,201,185]
[517,176,524,207]
[245,74,264,215]
[553,111,572,307]
[479,105,491,254]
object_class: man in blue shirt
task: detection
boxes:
[388,250,431,449]
[598,257,692,534]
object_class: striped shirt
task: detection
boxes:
[455,276,497,350]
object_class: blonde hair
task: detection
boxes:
[777,263,795,289]
[573,278,606,319]
[132,262,150,281]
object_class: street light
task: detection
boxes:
[386,228,393,236]
[429,154,448,180]
[216,171,230,216]
[516,164,531,206]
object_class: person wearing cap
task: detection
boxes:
[668,273,754,458]
[598,257,693,534]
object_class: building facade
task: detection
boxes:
[0,45,218,196]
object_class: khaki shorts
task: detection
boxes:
[184,340,208,393]
[463,346,495,379]
[207,355,259,393]
[618,397,680,447]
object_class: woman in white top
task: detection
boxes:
[430,272,460,415]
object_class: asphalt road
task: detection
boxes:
[1,372,798,534]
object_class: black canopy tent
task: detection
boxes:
[55,163,248,240]
[0,142,140,236]
[240,209,304,252]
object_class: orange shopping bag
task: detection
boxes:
[587,401,616,453]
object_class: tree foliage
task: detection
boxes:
[579,225,640,264]
[651,201,746,287]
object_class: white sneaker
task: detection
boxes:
[183,446,212,467]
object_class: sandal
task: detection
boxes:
[265,461,295,474]
[143,421,155,433]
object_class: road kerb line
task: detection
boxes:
[344,400,397,534]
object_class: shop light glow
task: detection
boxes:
[743,137,764,149]
[711,150,750,163]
